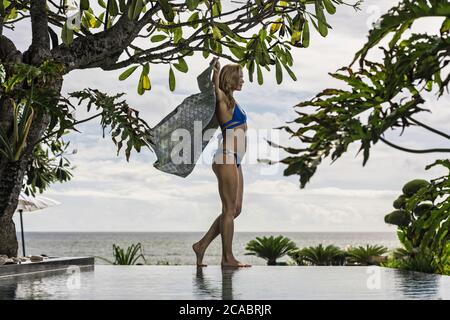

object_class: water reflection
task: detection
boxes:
[193,267,241,300]
[394,269,440,299]
[0,281,18,300]
[0,274,64,300]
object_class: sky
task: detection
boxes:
[7,0,450,232]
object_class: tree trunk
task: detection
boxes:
[0,161,28,257]
[0,108,57,257]
[0,15,62,256]
[267,259,277,266]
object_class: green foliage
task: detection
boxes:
[22,134,75,197]
[414,202,434,217]
[393,195,407,209]
[383,161,450,275]
[245,235,298,265]
[346,245,388,265]
[0,60,75,196]
[6,0,360,94]
[402,179,430,197]
[0,98,34,161]
[294,244,346,266]
[67,88,153,161]
[264,0,450,188]
[382,246,447,275]
[97,242,147,265]
[385,209,411,227]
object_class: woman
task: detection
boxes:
[192,58,251,268]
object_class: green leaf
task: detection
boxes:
[302,20,310,47]
[118,0,126,12]
[248,60,255,82]
[128,0,144,21]
[173,27,183,43]
[109,0,119,16]
[98,0,107,8]
[119,66,138,81]
[142,62,150,76]
[95,12,104,28]
[322,0,336,14]
[150,34,167,42]
[282,62,297,81]
[186,0,199,11]
[275,59,282,84]
[212,26,222,40]
[440,17,450,34]
[81,0,90,10]
[256,63,263,85]
[203,39,210,58]
[291,30,302,45]
[169,67,175,91]
[314,2,328,37]
[62,22,74,45]
[258,28,267,42]
[229,45,245,60]
[187,12,199,28]
[212,1,221,16]
[157,0,174,22]
[173,57,188,73]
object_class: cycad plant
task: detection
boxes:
[97,242,147,265]
[346,245,388,265]
[245,235,298,265]
[298,244,346,266]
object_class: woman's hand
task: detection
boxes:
[211,57,220,73]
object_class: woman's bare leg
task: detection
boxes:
[193,166,243,266]
[216,160,239,266]
[193,214,221,267]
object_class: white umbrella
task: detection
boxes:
[15,192,61,256]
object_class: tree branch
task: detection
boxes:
[380,137,450,154]
[50,3,161,72]
[0,35,22,138]
[50,1,281,73]
[407,116,450,140]
[101,4,277,71]
[28,0,51,64]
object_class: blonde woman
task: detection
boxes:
[193,58,251,268]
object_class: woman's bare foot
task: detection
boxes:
[192,242,207,267]
[221,257,251,268]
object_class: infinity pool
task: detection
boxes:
[1,266,449,300]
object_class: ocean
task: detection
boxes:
[17,232,401,266]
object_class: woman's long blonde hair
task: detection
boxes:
[219,64,242,110]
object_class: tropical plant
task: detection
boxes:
[294,244,346,266]
[262,0,450,187]
[0,98,34,161]
[382,246,443,274]
[346,244,388,265]
[287,248,308,266]
[0,0,362,257]
[245,235,298,265]
[384,163,450,275]
[259,0,450,276]
[97,242,147,265]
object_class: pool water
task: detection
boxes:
[0,266,449,300]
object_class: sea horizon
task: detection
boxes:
[16,231,401,266]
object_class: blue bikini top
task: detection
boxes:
[220,102,247,131]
